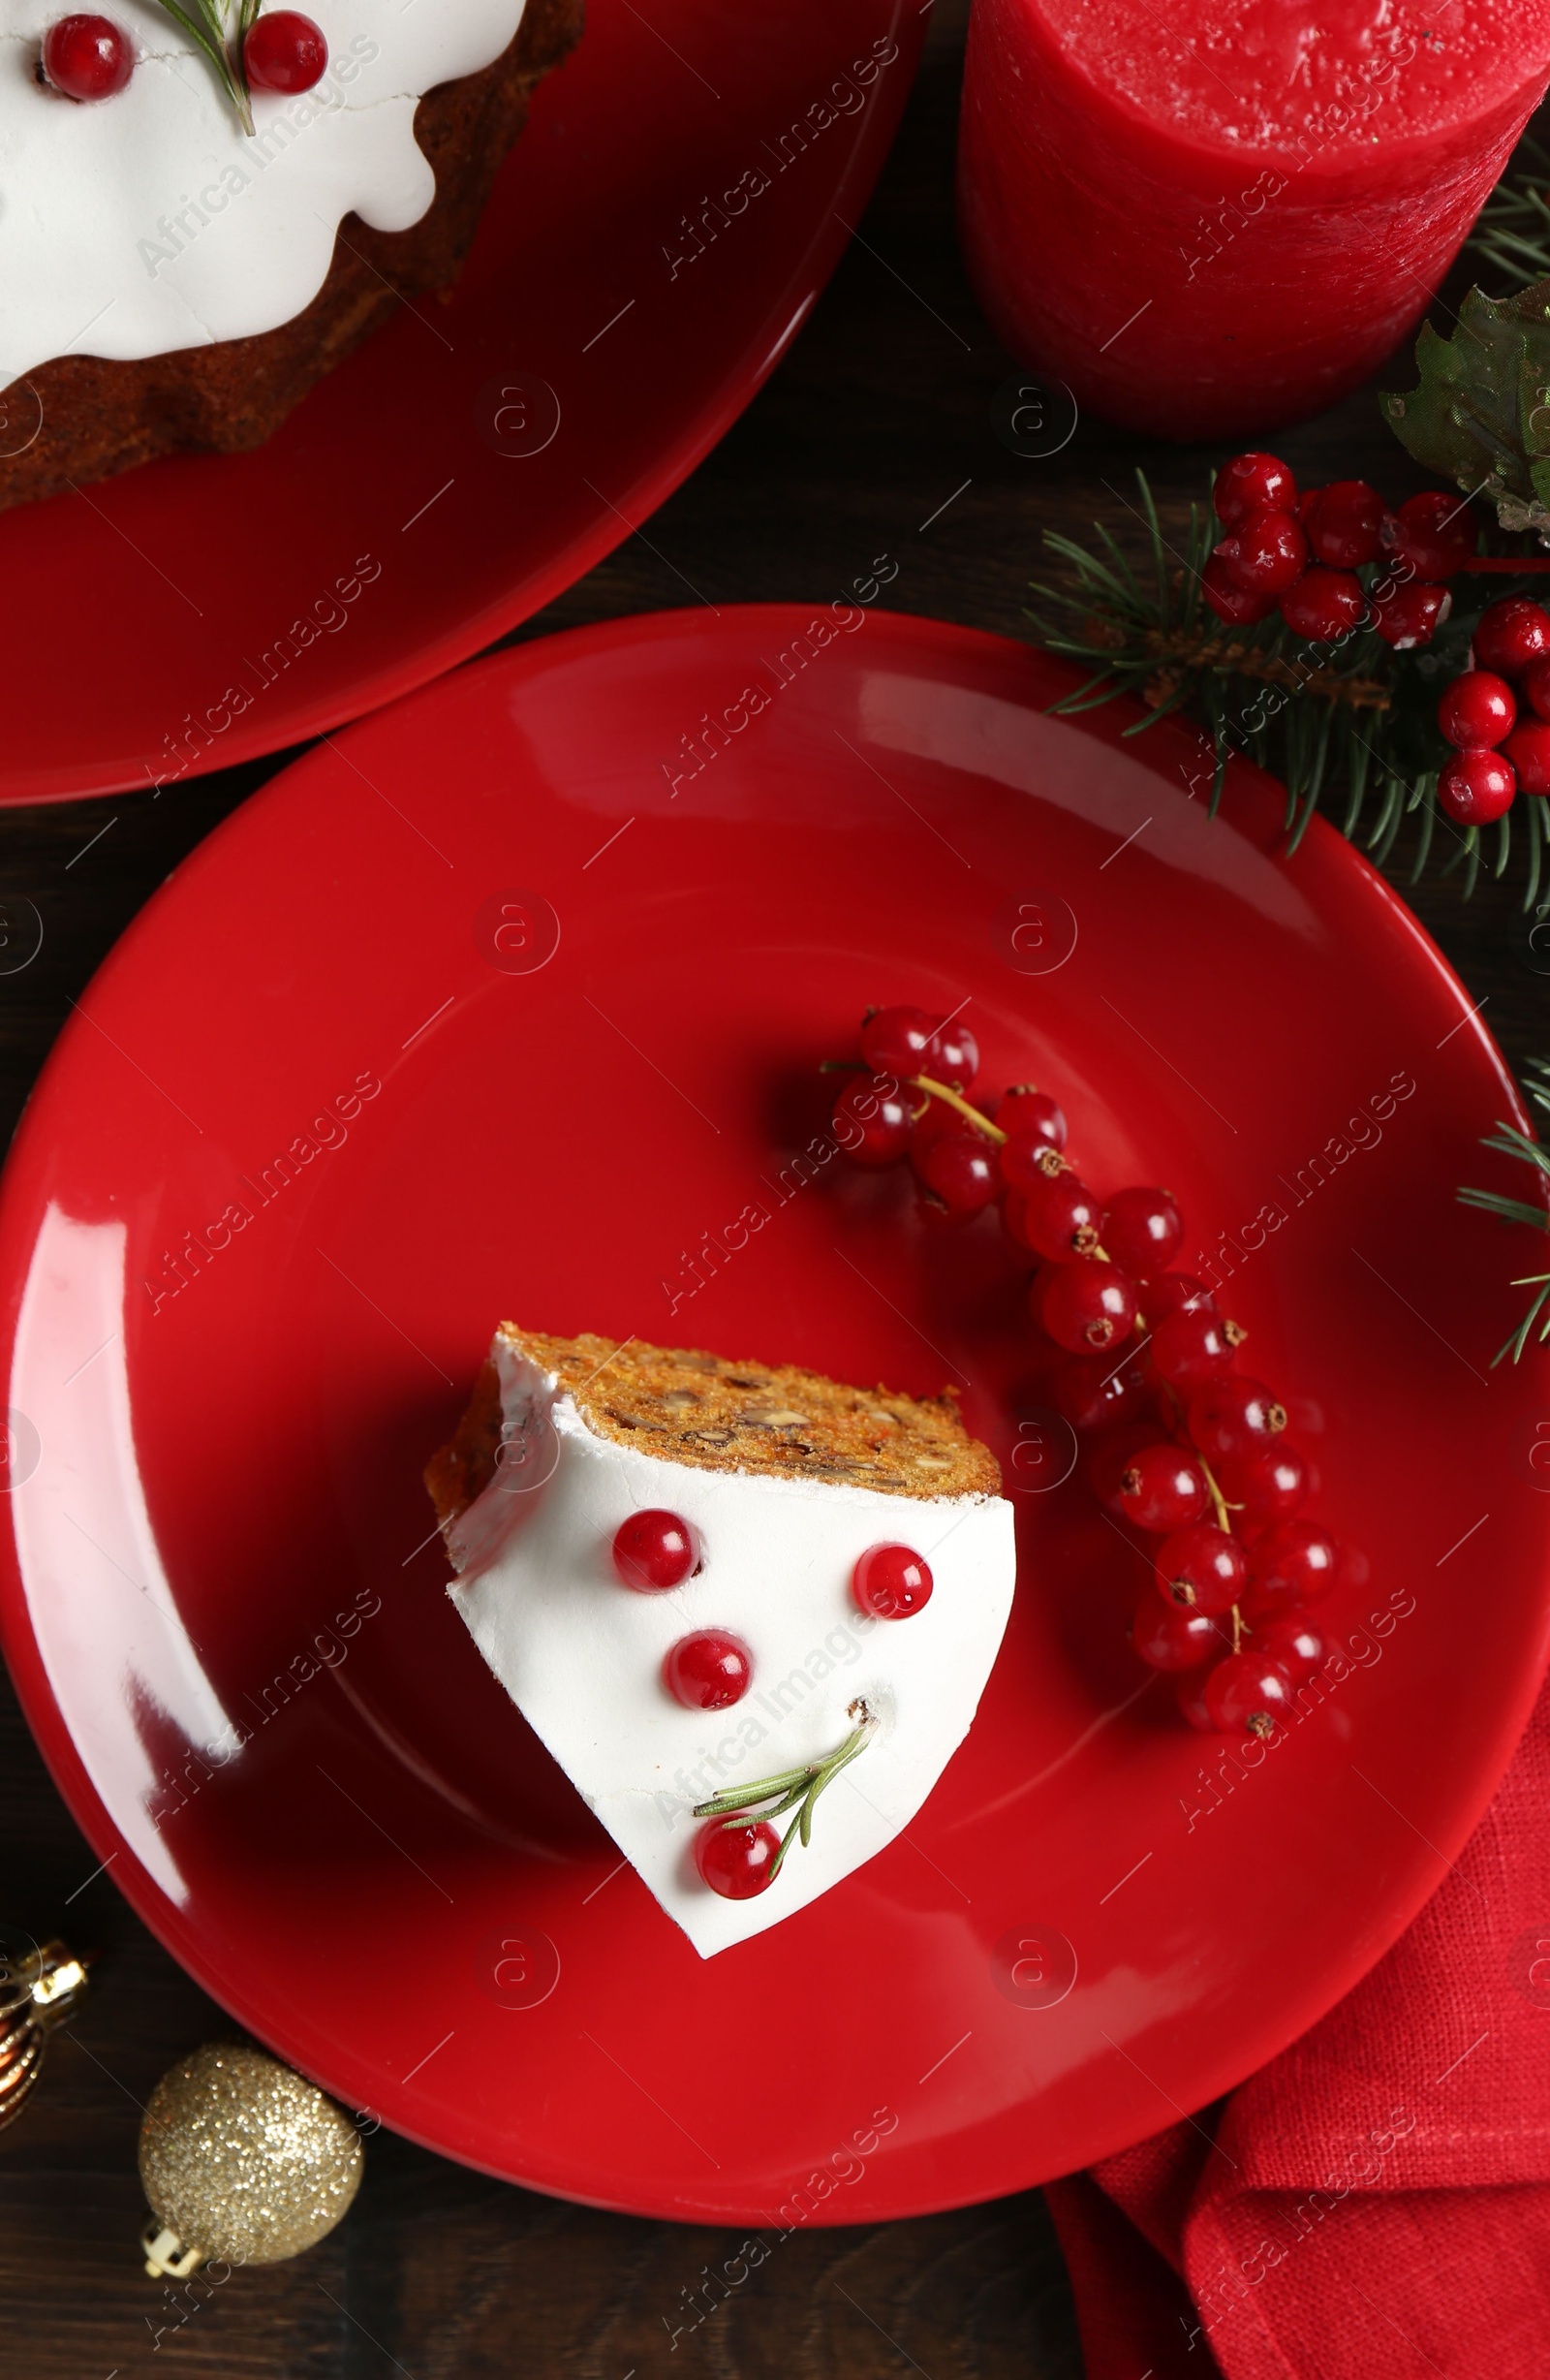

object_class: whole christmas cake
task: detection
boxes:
[0,0,582,510]
[427,1325,1017,1957]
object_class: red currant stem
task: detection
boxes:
[1196,1455,1233,1534]
[1231,1603,1244,1655]
[910,1074,1008,1143]
[692,1704,877,1881]
[1159,1375,1234,1533]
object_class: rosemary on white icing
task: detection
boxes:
[156,0,263,133]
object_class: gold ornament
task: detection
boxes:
[0,1934,90,2132]
[139,2043,363,2277]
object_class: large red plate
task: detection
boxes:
[0,0,917,804]
[2,608,1546,2221]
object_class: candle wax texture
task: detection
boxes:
[958,0,1550,439]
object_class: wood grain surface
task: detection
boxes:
[1,5,1538,2371]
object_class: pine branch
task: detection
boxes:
[1459,1059,1550,1363]
[1028,469,1550,905]
[1469,139,1550,291]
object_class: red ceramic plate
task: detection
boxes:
[2,608,1547,2223]
[0,0,917,806]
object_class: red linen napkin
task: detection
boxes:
[1045,1675,1550,2379]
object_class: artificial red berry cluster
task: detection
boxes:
[1434,597,1550,824]
[1204,449,1470,650]
[830,1007,1344,1742]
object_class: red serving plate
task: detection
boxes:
[2,608,1546,2222]
[0,0,917,805]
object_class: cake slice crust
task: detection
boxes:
[426,1324,1002,1527]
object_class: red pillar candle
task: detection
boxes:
[958,0,1550,441]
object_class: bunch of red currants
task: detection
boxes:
[1203,450,1471,650]
[831,1007,1343,1741]
[1433,596,1550,825]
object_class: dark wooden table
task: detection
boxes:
[2,6,1538,2372]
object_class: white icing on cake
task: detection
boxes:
[443,1340,1018,1957]
[0,0,529,390]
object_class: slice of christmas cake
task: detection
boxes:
[427,1326,1016,1957]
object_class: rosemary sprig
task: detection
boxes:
[693,1702,877,1881]
[1030,470,1550,910]
[1459,1057,1550,1362]
[157,0,263,135]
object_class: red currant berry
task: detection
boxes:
[1056,1349,1157,1433]
[1020,1167,1101,1261]
[1185,1376,1286,1464]
[1087,1420,1163,1512]
[1474,596,1550,677]
[1155,1522,1246,1614]
[921,1132,999,1215]
[909,1096,974,1173]
[832,1076,913,1167]
[1247,1519,1339,1609]
[1385,490,1477,581]
[1204,1651,1294,1738]
[1523,654,1550,723]
[859,1005,936,1079]
[926,1019,978,1088]
[1134,1272,1215,1320]
[1438,747,1515,826]
[1152,1305,1240,1387]
[1214,1442,1307,1522]
[665,1630,752,1711]
[1504,720,1550,798]
[1214,452,1296,526]
[1279,567,1366,641]
[1001,1189,1033,1249]
[1129,1592,1225,1672]
[1102,1186,1183,1277]
[612,1509,698,1590]
[1176,1667,1220,1730]
[695,1818,779,1898]
[1371,579,1450,649]
[1303,481,1385,569]
[1116,1441,1208,1533]
[1202,552,1278,626]
[42,13,133,99]
[243,8,328,92]
[1217,508,1307,596]
[1039,1259,1136,1354]
[852,1542,933,1619]
[996,1086,1067,1149]
[1251,1612,1324,1682]
[1001,1126,1071,1195]
[1439,671,1515,749]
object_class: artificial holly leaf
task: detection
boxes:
[1382,279,1550,518]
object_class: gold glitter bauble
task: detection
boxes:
[138,2044,362,2273]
